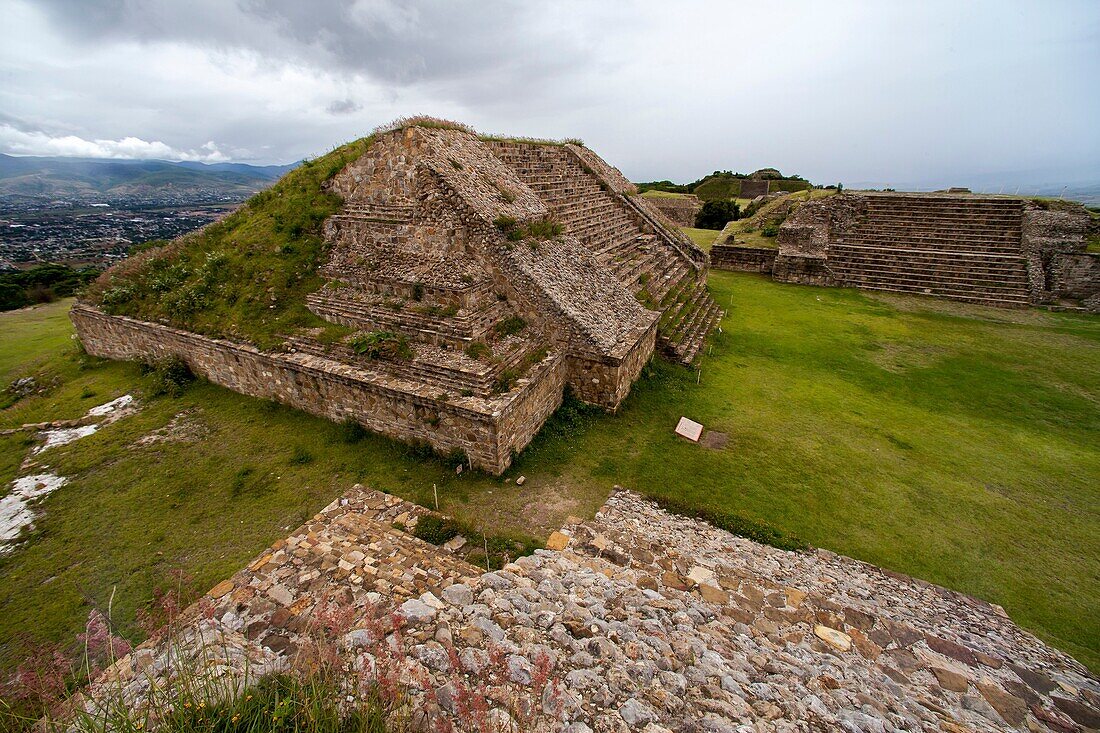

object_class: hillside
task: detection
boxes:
[638,168,812,201]
[0,154,296,202]
[85,139,372,349]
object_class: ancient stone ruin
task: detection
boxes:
[644,193,702,227]
[712,192,1099,311]
[80,486,1100,732]
[71,124,722,474]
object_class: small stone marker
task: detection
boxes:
[515,475,526,486]
[674,416,704,442]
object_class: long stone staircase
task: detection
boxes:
[488,142,723,364]
[831,194,1030,307]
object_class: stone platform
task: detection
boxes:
[84,488,1099,732]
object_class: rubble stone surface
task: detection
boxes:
[84,488,1099,732]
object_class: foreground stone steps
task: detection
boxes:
[82,484,1100,732]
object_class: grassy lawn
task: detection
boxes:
[2,280,1098,673]
[681,227,721,250]
[640,190,692,199]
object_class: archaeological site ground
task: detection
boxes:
[1,119,1098,731]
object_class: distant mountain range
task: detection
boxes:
[0,155,298,202]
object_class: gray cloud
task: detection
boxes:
[3,0,1098,189]
[326,99,362,115]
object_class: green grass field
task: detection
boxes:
[681,227,720,250]
[2,277,1098,672]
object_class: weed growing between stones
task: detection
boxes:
[1,587,565,733]
[491,216,563,243]
[140,356,194,398]
[349,331,413,361]
[646,493,808,553]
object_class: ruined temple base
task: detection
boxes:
[81,486,1099,732]
[71,304,657,474]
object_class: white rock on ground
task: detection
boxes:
[0,474,68,551]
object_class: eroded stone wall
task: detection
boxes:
[710,244,778,274]
[70,304,562,473]
[644,195,702,227]
[565,322,657,411]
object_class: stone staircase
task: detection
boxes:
[81,486,1100,732]
[334,199,416,224]
[831,195,1030,307]
[488,142,723,364]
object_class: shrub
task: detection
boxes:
[493,215,562,242]
[523,218,563,240]
[141,356,194,397]
[349,331,413,360]
[464,341,492,361]
[0,264,100,312]
[695,200,742,230]
[494,316,526,338]
[493,369,517,394]
[762,223,780,237]
[412,514,462,545]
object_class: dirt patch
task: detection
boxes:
[133,408,208,447]
[700,431,729,450]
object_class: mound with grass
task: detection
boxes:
[85,138,373,350]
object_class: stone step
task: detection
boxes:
[831,268,1029,295]
[831,249,1027,275]
[836,235,1023,254]
[306,292,507,347]
[844,281,1031,306]
[854,213,1022,228]
[832,265,1030,292]
[846,221,1022,238]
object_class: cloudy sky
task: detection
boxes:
[2,0,1098,188]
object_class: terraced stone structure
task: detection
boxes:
[72,123,721,473]
[713,192,1098,311]
[82,487,1100,732]
[642,193,703,227]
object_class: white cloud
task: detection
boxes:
[1,0,1097,185]
[0,124,230,161]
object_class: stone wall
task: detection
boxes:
[710,244,777,273]
[1049,251,1100,310]
[739,179,769,198]
[70,304,563,474]
[565,322,657,410]
[644,195,702,227]
[1021,205,1096,310]
[772,253,836,286]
